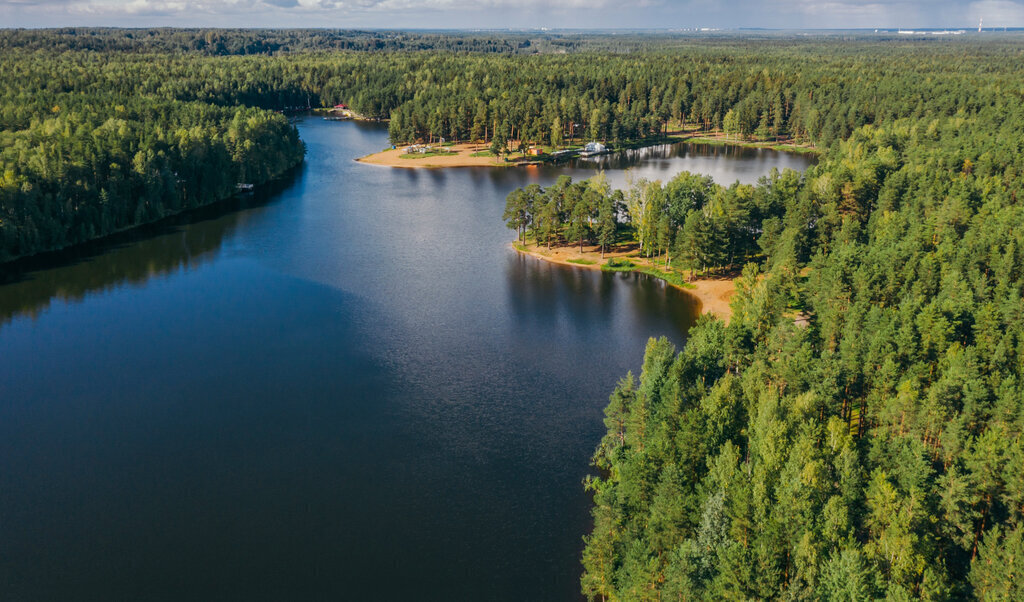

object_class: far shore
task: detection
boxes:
[512,241,736,323]
[355,127,817,169]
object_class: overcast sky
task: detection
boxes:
[3,0,1022,30]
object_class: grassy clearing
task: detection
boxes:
[599,256,696,288]
[637,265,695,289]
[675,134,818,155]
[602,258,637,272]
[515,242,700,291]
[614,135,676,150]
[400,150,458,159]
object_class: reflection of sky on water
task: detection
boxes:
[567,141,815,187]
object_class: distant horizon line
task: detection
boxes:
[3,26,1023,32]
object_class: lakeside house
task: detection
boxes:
[584,141,607,154]
[329,104,355,119]
[527,147,544,156]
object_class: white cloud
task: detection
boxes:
[967,0,1024,26]
[1,0,1020,29]
[52,0,657,14]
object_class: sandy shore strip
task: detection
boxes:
[356,142,511,168]
[512,242,735,322]
[357,129,815,169]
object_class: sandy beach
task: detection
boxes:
[356,142,513,168]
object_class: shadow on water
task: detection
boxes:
[0,165,304,328]
[559,140,817,188]
[505,252,701,345]
[568,140,816,170]
[505,253,618,328]
[434,140,816,191]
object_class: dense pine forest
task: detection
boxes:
[504,112,1024,601]
[574,113,1024,600]
[508,51,1021,602]
[3,29,1024,599]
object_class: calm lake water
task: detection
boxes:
[0,119,813,601]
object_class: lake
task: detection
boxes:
[0,119,814,600]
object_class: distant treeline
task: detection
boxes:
[5,27,961,56]
[383,42,1024,149]
[0,28,538,55]
[6,31,1024,151]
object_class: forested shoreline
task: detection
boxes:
[503,108,1024,598]
[568,66,1024,602]
[0,47,306,263]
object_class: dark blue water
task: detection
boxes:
[0,119,813,601]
